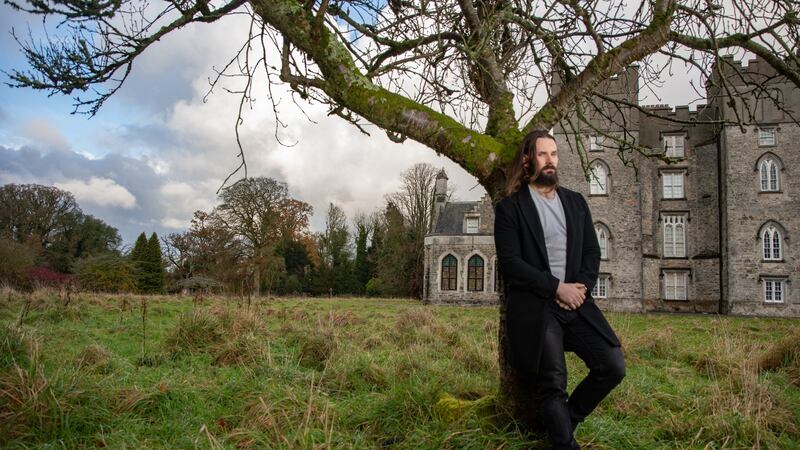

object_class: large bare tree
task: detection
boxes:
[5,0,799,431]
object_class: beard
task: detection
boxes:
[533,166,558,186]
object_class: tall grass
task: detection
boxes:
[0,289,797,448]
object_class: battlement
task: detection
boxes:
[640,104,702,120]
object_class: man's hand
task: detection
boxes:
[556,282,586,310]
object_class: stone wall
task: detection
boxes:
[423,235,499,306]
[722,124,800,316]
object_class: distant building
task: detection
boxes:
[422,56,799,317]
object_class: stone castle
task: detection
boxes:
[422,56,799,317]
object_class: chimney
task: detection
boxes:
[430,169,448,233]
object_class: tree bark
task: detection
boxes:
[489,188,542,433]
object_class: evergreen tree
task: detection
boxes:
[145,232,165,293]
[353,217,371,294]
[130,232,148,292]
[374,202,414,297]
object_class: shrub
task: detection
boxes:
[24,266,73,288]
[365,277,383,297]
[74,254,136,293]
[0,239,35,288]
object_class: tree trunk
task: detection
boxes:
[498,286,543,434]
[491,190,544,435]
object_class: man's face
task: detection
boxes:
[531,137,558,186]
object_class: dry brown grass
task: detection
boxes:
[0,326,83,443]
[758,327,800,375]
[688,322,798,444]
[228,379,335,448]
[452,334,497,374]
[212,333,271,367]
[163,308,225,354]
[75,344,114,373]
[295,327,338,369]
[210,306,265,336]
[114,385,168,415]
[624,326,676,361]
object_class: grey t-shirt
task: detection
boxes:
[528,185,567,282]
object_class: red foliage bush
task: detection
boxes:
[24,266,74,287]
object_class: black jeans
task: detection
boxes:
[535,303,626,450]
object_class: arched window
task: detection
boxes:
[594,224,610,260]
[467,255,484,291]
[759,159,780,192]
[762,225,783,261]
[440,254,458,290]
[589,162,608,195]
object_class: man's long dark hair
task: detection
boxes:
[503,130,557,197]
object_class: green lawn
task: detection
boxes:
[1,290,798,449]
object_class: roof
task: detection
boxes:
[432,202,478,234]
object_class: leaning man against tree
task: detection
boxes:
[494,130,626,449]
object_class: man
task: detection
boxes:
[494,130,625,449]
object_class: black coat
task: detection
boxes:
[494,184,621,375]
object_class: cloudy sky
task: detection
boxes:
[0,4,702,247]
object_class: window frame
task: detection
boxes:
[663,270,689,301]
[663,134,686,158]
[759,159,780,192]
[589,134,601,151]
[589,162,608,196]
[758,127,776,147]
[661,170,686,199]
[595,224,610,260]
[440,254,458,291]
[465,216,480,234]
[761,225,783,261]
[763,278,786,303]
[467,254,484,292]
[592,274,610,299]
[662,214,687,258]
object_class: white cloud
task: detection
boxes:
[21,118,71,152]
[56,177,137,209]
[161,217,186,229]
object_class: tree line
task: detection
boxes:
[0,162,444,298]
[162,163,445,298]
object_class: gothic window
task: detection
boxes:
[589,161,608,195]
[662,171,685,199]
[440,254,457,291]
[663,214,686,258]
[759,159,780,192]
[467,255,484,292]
[592,275,610,299]
[763,278,786,303]
[594,223,610,260]
[663,271,689,300]
[663,134,685,158]
[761,225,783,261]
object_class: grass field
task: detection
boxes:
[1,289,799,449]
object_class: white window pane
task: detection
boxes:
[773,233,781,259]
[675,174,684,198]
[664,225,674,257]
[759,129,775,146]
[763,230,772,259]
[770,163,778,190]
[761,163,769,191]
[775,282,783,301]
